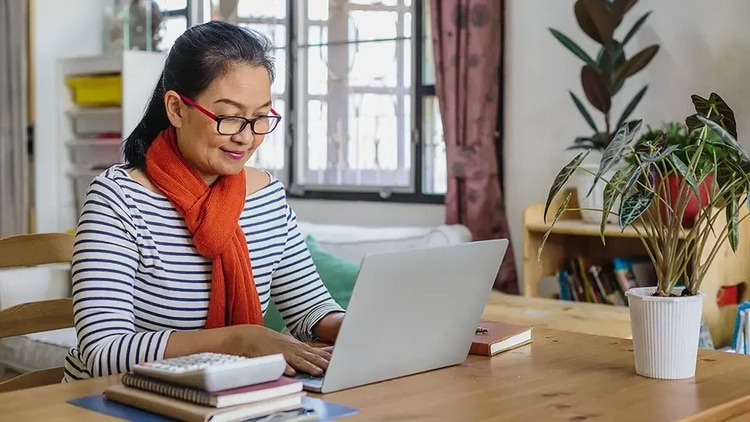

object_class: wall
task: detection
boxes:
[504,0,750,290]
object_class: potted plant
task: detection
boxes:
[538,92,750,380]
[549,0,659,223]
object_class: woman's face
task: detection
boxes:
[164,63,273,185]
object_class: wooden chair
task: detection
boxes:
[0,233,74,392]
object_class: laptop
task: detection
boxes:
[295,239,509,394]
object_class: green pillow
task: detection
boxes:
[263,235,360,332]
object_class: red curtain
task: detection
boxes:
[430,0,518,294]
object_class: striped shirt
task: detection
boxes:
[63,166,343,381]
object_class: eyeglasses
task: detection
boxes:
[179,94,282,136]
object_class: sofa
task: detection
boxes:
[0,222,472,376]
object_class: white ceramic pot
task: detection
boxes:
[625,287,705,380]
[576,163,619,224]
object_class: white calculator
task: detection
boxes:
[132,352,287,392]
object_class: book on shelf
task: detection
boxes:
[553,255,656,306]
[470,321,533,356]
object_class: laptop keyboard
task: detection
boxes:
[294,372,324,389]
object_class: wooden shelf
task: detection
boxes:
[523,188,750,349]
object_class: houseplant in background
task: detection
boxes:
[549,0,660,223]
[538,92,750,380]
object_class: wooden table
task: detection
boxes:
[1,328,750,421]
[483,292,632,339]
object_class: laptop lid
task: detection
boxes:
[319,239,508,393]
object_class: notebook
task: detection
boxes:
[121,372,303,408]
[470,321,533,356]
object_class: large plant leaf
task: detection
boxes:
[576,0,616,44]
[581,65,611,113]
[610,0,638,24]
[685,113,723,134]
[538,192,573,261]
[618,189,655,229]
[549,29,597,66]
[709,92,738,139]
[697,115,749,160]
[600,168,628,243]
[544,149,591,222]
[622,11,650,45]
[587,120,642,197]
[687,93,738,138]
[641,145,679,164]
[615,85,648,130]
[726,192,740,252]
[569,91,598,133]
[613,45,659,87]
[596,41,625,90]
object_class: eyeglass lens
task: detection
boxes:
[218,116,279,135]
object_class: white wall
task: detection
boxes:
[504,0,750,287]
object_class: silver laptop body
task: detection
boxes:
[296,239,509,394]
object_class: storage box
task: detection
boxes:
[67,108,122,137]
[66,140,122,169]
[65,74,122,106]
[68,169,102,213]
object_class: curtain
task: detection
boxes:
[0,0,29,237]
[430,0,518,294]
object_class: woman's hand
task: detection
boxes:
[231,325,331,377]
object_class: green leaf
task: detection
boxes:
[538,192,573,261]
[600,168,628,243]
[587,120,642,197]
[610,0,638,24]
[621,163,646,197]
[615,85,648,131]
[622,11,651,45]
[618,189,655,229]
[709,92,738,139]
[581,65,611,113]
[544,150,592,222]
[726,193,740,252]
[613,45,660,87]
[685,113,722,134]
[669,154,701,199]
[697,115,749,160]
[549,29,597,66]
[569,91,598,133]
[641,145,679,164]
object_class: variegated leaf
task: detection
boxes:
[726,193,740,252]
[669,154,701,199]
[697,115,749,160]
[600,168,627,244]
[587,120,642,198]
[538,192,572,261]
[618,190,655,229]
[621,164,646,198]
[544,150,591,223]
[641,145,678,164]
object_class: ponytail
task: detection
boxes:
[122,70,171,170]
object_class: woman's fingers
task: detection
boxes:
[288,353,324,376]
[284,362,296,377]
[307,344,333,360]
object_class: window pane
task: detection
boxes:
[347,11,398,43]
[159,16,187,51]
[307,26,328,96]
[235,0,285,19]
[349,0,399,6]
[307,100,328,170]
[422,96,446,194]
[422,0,435,85]
[154,0,187,11]
[308,0,329,21]
[348,93,400,171]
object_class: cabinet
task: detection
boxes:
[523,188,750,348]
[44,51,164,232]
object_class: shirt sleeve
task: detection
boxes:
[70,175,173,378]
[270,204,344,341]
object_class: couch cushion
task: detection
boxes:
[264,235,360,332]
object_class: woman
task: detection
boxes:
[63,21,345,382]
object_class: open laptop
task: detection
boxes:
[295,239,509,394]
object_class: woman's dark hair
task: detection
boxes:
[123,21,276,169]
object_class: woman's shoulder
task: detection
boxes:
[244,167,285,200]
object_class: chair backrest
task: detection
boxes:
[0,233,75,392]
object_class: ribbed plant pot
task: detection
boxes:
[626,287,704,380]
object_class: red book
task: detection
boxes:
[470,321,533,356]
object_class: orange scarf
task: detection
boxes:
[145,127,263,328]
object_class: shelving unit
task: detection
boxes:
[48,50,165,232]
[524,188,750,348]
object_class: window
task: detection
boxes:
[153,0,191,51]
[204,1,445,201]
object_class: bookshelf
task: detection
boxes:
[523,188,750,348]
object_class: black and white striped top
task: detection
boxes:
[63,166,342,381]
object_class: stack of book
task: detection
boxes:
[104,369,306,421]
